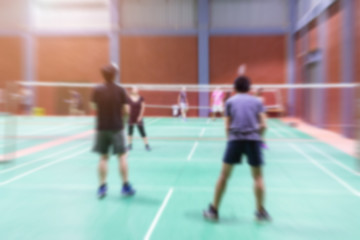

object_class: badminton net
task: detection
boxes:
[0,81,358,162]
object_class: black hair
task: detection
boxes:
[234,76,251,93]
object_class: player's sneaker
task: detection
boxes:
[121,183,136,196]
[97,184,107,199]
[145,144,151,151]
[203,204,219,221]
[261,141,268,149]
[255,208,271,221]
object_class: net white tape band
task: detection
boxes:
[146,104,282,110]
[16,81,359,90]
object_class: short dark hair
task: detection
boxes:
[101,64,118,83]
[234,76,251,93]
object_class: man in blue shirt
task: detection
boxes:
[204,76,270,221]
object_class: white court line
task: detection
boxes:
[29,123,89,136]
[0,148,88,187]
[206,118,211,124]
[270,121,297,137]
[0,123,89,148]
[187,142,199,161]
[0,141,90,174]
[199,128,206,137]
[144,188,173,240]
[268,129,284,137]
[3,184,352,196]
[147,118,161,125]
[193,158,316,164]
[22,123,73,135]
[308,145,360,177]
[290,144,360,197]
[17,120,86,136]
[0,124,72,147]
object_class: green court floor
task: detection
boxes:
[1,117,360,240]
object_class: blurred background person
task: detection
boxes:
[17,86,33,116]
[178,86,189,121]
[237,63,247,76]
[0,88,4,113]
[127,86,151,151]
[66,90,84,116]
[255,87,265,104]
[211,87,225,120]
[172,104,180,117]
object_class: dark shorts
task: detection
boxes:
[223,140,264,167]
[93,130,127,155]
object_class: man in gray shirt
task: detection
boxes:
[204,76,270,221]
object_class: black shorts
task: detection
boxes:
[93,130,127,155]
[223,140,264,167]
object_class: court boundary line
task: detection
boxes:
[291,144,360,197]
[199,128,206,137]
[147,118,161,125]
[270,121,297,138]
[0,141,90,174]
[0,148,88,187]
[144,187,173,240]
[0,122,90,148]
[0,123,71,147]
[5,184,352,195]
[0,130,93,161]
[307,144,360,177]
[187,142,199,161]
[268,128,283,137]
[191,158,329,163]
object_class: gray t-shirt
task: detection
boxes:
[225,94,265,141]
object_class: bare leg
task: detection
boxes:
[128,136,133,145]
[181,109,187,119]
[118,153,129,184]
[98,155,108,185]
[128,125,134,147]
[137,125,149,146]
[142,137,149,145]
[251,167,265,211]
[213,163,234,210]
[259,128,266,139]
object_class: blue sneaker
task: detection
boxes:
[97,184,107,199]
[203,204,219,221]
[121,183,136,196]
[255,208,271,221]
[261,142,269,149]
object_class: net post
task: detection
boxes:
[356,85,360,172]
[1,81,18,162]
